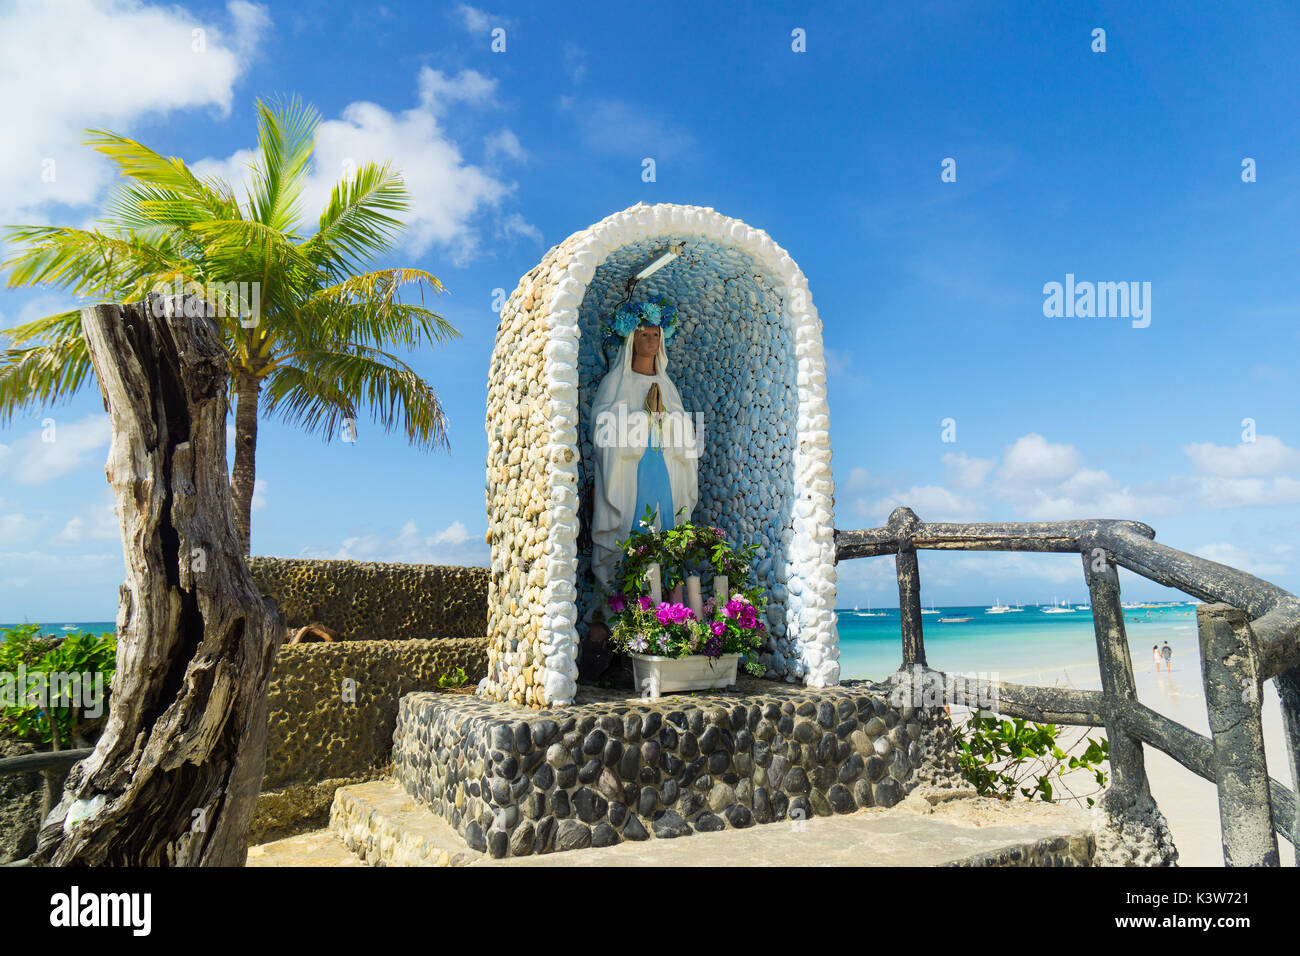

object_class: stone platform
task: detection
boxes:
[392,677,962,859]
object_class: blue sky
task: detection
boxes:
[2,0,1299,620]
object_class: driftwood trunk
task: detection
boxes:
[33,294,279,866]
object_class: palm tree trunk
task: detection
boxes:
[231,371,261,555]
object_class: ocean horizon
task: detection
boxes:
[4,604,1203,689]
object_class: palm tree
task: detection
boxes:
[0,98,456,553]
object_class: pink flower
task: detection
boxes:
[739,605,758,629]
[607,593,627,613]
[710,620,726,637]
[723,599,745,619]
[638,595,653,611]
[702,596,717,618]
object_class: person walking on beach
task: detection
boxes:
[1160,641,1173,674]
[1152,644,1161,673]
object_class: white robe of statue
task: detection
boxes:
[590,332,698,589]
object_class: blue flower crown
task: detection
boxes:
[604,296,680,343]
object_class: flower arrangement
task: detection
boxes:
[603,511,767,676]
[603,296,680,343]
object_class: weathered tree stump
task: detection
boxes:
[33,294,279,866]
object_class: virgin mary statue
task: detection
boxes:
[590,320,699,589]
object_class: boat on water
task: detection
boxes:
[860,600,886,618]
[60,624,77,631]
[921,606,940,615]
[1042,597,1075,614]
[986,598,1012,614]
[938,616,972,623]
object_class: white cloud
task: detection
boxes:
[432,520,470,546]
[300,518,487,566]
[1194,542,1289,579]
[862,432,1179,525]
[55,493,119,545]
[0,511,42,547]
[561,97,695,159]
[997,433,1082,485]
[0,414,110,484]
[453,3,496,34]
[251,478,268,514]
[562,43,588,84]
[1183,435,1300,478]
[0,0,268,225]
[858,484,982,524]
[196,66,531,265]
[942,451,994,490]
[485,128,526,162]
[1190,475,1300,510]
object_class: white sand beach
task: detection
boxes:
[997,644,1295,866]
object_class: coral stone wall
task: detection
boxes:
[483,203,839,708]
[248,557,488,641]
[250,637,486,842]
[393,679,960,859]
[261,638,488,791]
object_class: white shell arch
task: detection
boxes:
[482,202,838,707]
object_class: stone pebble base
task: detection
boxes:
[393,677,961,859]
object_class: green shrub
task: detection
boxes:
[952,710,1108,807]
[0,624,116,747]
[437,666,468,688]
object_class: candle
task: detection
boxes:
[714,575,729,607]
[686,575,703,619]
[646,563,662,605]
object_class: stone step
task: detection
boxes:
[330,780,485,867]
[319,780,1094,867]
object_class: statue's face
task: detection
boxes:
[632,325,661,359]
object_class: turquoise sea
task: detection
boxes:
[2,609,1204,692]
[0,622,117,639]
[834,603,1202,690]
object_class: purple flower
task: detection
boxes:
[704,636,722,658]
[607,593,627,613]
[723,599,745,619]
[710,620,726,637]
[638,595,653,611]
[655,602,694,626]
[739,605,758,629]
[702,596,716,618]
[713,527,725,538]
[629,634,648,653]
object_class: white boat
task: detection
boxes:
[860,600,886,618]
[1042,597,1075,614]
[939,616,971,623]
[61,624,77,631]
[921,603,940,615]
[986,598,1012,614]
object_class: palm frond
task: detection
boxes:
[0,310,94,422]
[249,97,318,234]
[265,343,448,448]
[307,161,409,273]
[83,129,232,222]
[1,226,183,299]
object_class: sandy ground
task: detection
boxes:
[980,650,1296,867]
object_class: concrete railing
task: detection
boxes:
[835,507,1300,867]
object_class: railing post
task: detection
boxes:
[896,545,926,668]
[1276,667,1300,861]
[1198,603,1280,866]
[1082,549,1150,797]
